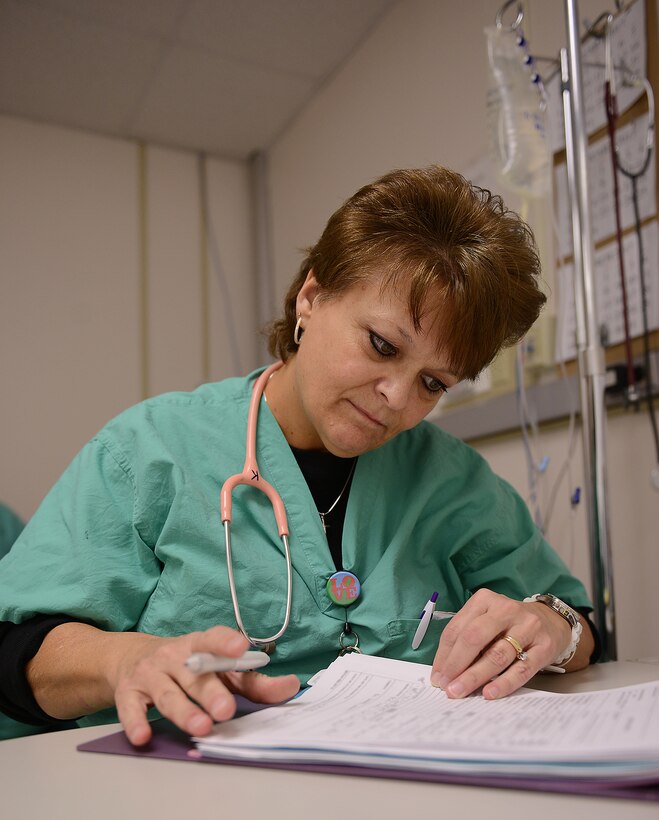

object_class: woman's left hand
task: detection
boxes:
[430,588,589,700]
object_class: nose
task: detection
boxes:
[376,372,413,412]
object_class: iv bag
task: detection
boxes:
[485,25,551,197]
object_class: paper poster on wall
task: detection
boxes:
[545,0,647,154]
[554,115,657,259]
[555,220,659,361]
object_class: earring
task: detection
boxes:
[293,315,304,345]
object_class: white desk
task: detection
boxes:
[2,661,658,820]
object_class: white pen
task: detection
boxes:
[185,650,271,674]
[412,591,438,650]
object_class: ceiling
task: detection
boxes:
[0,0,396,160]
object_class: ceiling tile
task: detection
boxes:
[20,0,190,39]
[178,0,395,80]
[0,0,165,134]
[130,45,314,158]
[0,0,397,157]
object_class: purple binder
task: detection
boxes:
[78,700,659,803]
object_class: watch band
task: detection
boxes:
[524,593,583,666]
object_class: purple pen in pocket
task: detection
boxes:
[412,592,439,650]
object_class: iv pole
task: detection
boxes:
[561,0,617,659]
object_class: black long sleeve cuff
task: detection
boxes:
[0,615,82,726]
[575,607,602,664]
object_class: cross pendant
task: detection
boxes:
[319,512,327,533]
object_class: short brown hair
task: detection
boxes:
[266,166,545,380]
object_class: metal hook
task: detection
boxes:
[339,625,361,654]
[495,0,524,32]
[585,10,614,39]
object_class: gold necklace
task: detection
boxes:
[318,459,357,532]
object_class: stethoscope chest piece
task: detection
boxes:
[253,641,277,656]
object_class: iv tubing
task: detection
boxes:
[604,17,637,401]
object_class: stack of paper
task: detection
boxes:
[194,653,659,782]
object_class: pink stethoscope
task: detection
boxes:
[220,361,291,651]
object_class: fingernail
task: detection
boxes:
[211,696,230,718]
[447,680,465,698]
[430,673,448,689]
[485,684,499,700]
[189,714,209,735]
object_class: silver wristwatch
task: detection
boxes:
[529,593,580,628]
[523,593,583,666]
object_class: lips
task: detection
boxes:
[349,400,386,428]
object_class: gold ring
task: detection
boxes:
[503,634,528,662]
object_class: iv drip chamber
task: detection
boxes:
[484,25,551,197]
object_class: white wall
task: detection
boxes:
[267,0,658,661]
[0,114,257,520]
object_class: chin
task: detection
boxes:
[317,406,393,456]
[323,429,389,458]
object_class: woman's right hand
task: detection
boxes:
[108,625,300,745]
[27,622,299,746]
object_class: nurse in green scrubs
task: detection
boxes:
[0,167,595,747]
[0,503,35,739]
[0,503,78,739]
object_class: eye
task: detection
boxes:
[369,332,397,357]
[421,374,449,395]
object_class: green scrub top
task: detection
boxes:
[0,369,592,728]
[0,503,23,558]
[0,502,50,740]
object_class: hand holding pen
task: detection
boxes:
[111,625,299,748]
[185,650,271,674]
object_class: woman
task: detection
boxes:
[0,167,596,746]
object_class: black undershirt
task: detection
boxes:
[0,448,600,726]
[289,446,356,570]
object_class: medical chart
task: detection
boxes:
[194,653,659,779]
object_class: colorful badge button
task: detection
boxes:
[326,571,361,606]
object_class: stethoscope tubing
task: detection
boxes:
[224,521,292,646]
[220,361,293,648]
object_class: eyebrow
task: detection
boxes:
[392,324,459,379]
